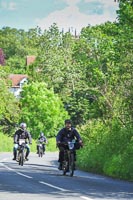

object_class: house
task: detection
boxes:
[8,56,36,97]
[9,74,28,98]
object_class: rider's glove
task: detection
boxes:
[79,140,83,148]
[56,141,60,148]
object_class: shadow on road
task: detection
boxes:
[0,153,133,199]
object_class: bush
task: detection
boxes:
[20,82,69,138]
[77,118,133,181]
[0,132,13,152]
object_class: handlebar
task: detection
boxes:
[57,140,82,149]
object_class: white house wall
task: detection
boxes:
[9,77,28,98]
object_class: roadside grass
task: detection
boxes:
[0,132,13,152]
[0,132,57,152]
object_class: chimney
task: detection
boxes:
[26,56,36,66]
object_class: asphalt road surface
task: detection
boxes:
[0,152,133,200]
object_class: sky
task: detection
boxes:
[0,0,119,33]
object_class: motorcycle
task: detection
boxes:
[17,139,26,166]
[38,143,44,157]
[62,140,76,177]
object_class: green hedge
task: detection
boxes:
[77,119,133,181]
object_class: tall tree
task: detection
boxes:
[20,81,69,138]
[0,66,20,133]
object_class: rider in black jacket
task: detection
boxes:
[56,119,83,170]
[12,122,32,161]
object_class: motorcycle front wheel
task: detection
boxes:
[19,150,24,166]
[69,153,74,177]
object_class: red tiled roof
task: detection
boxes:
[26,55,36,65]
[8,74,28,87]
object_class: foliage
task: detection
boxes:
[20,81,69,138]
[0,66,20,134]
[77,118,133,181]
[0,132,13,152]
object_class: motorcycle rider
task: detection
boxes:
[37,132,47,154]
[12,122,32,161]
[56,119,83,170]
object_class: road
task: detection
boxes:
[0,152,133,200]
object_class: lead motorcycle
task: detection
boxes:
[61,140,78,177]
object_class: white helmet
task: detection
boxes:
[40,132,44,137]
[20,122,27,129]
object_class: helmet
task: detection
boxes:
[65,119,72,124]
[40,132,44,137]
[20,122,27,129]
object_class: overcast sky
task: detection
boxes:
[0,0,119,33]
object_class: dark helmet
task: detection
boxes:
[20,122,27,129]
[65,119,72,124]
[40,132,44,137]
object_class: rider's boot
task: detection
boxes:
[36,146,39,154]
[12,151,17,160]
[25,150,29,161]
[58,162,63,170]
[66,167,69,172]
[25,157,29,161]
[74,162,76,170]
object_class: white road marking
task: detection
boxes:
[0,162,32,179]
[80,196,93,200]
[0,155,94,197]
[1,160,67,192]
[16,172,32,179]
[0,163,14,171]
[39,181,68,192]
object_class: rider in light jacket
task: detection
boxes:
[37,132,47,154]
[13,122,32,161]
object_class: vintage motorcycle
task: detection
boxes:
[61,140,77,177]
[17,139,26,166]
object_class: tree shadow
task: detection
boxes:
[0,155,133,199]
